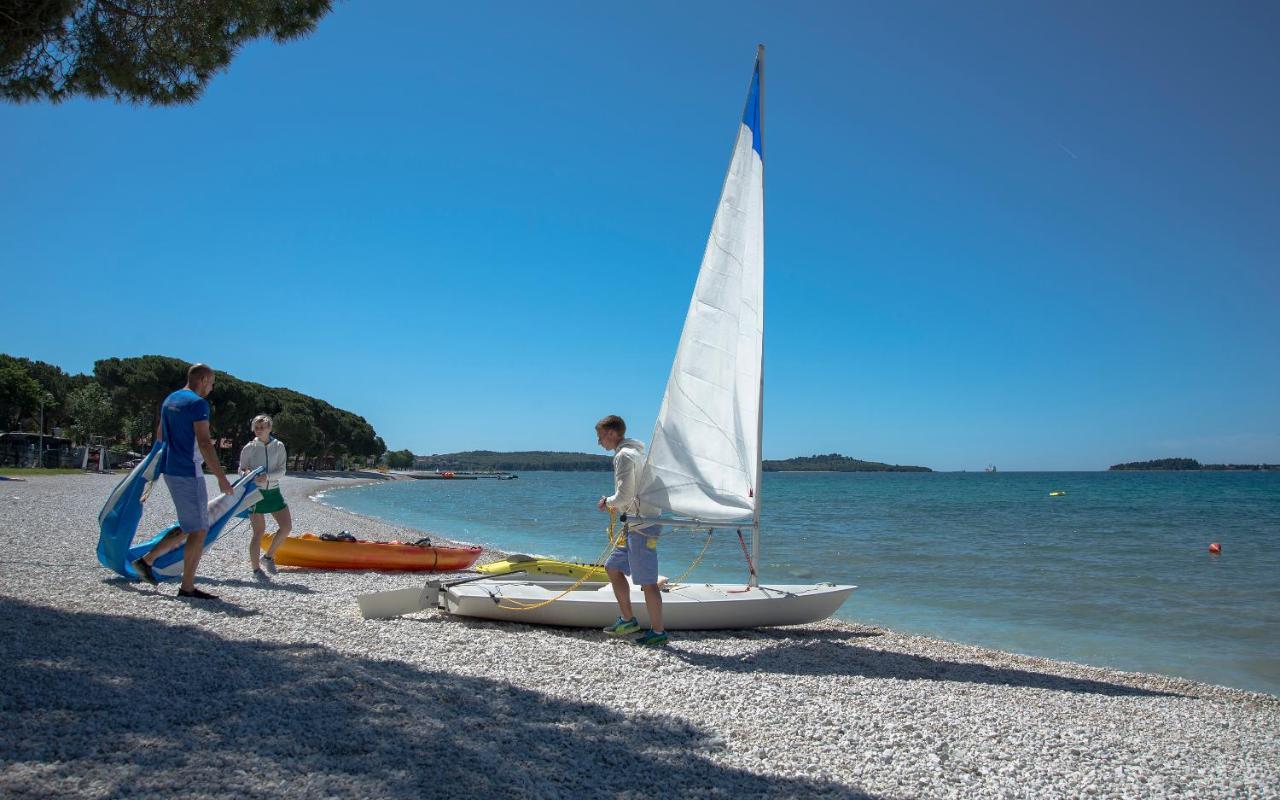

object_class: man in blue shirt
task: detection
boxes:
[132,363,234,599]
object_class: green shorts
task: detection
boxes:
[252,486,288,515]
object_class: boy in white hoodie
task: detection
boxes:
[239,414,292,576]
[595,414,667,646]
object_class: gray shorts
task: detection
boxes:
[604,525,661,586]
[164,474,210,533]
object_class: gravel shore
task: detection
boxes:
[2,472,1276,799]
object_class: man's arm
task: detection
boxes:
[194,420,233,494]
[606,453,637,513]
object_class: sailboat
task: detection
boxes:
[358,46,855,628]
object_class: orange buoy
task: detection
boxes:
[1208,542,1221,555]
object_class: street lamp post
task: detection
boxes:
[37,392,52,469]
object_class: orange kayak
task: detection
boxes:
[262,532,482,571]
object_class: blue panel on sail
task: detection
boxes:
[742,62,762,158]
[97,440,166,578]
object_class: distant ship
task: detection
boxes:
[984,464,997,473]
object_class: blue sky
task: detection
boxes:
[2,1,1277,470]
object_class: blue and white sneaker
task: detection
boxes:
[603,616,641,637]
[634,629,669,647]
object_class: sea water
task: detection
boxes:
[320,471,1280,695]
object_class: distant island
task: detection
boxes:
[413,451,612,472]
[1109,458,1279,471]
[762,453,931,472]
[412,450,931,472]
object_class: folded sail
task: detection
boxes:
[130,472,264,581]
[636,54,765,523]
[97,439,265,581]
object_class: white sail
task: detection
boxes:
[636,56,765,523]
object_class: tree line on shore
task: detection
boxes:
[1109,458,1279,471]
[1,353,385,470]
[4,352,936,475]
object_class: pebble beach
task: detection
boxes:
[1,472,1277,799]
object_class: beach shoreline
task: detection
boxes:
[1,472,1276,799]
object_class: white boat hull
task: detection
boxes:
[441,580,855,630]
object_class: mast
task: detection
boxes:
[750,43,765,588]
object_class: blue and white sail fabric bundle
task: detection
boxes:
[96,440,264,581]
[637,54,765,524]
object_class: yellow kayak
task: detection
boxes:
[477,556,608,581]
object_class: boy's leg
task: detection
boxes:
[629,528,663,633]
[607,567,633,620]
[641,583,664,633]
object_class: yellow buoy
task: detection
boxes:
[1049,491,1066,497]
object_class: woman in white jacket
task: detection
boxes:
[239,414,292,575]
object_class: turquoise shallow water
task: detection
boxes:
[320,471,1280,695]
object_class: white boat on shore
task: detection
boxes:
[359,45,854,628]
[358,568,852,628]
[440,581,851,630]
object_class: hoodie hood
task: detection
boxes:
[616,438,646,456]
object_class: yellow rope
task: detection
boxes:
[494,511,619,612]
[665,529,714,586]
[491,516,715,611]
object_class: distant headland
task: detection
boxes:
[761,453,931,472]
[412,451,932,472]
[1108,458,1279,471]
[413,451,612,472]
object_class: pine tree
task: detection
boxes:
[2,0,332,104]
